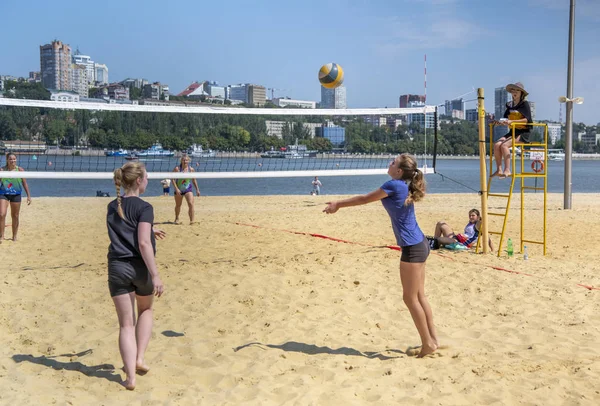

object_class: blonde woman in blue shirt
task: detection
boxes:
[0,153,32,242]
[324,154,437,358]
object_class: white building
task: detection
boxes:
[361,116,387,127]
[72,52,95,85]
[320,85,346,109]
[95,63,109,85]
[547,123,561,145]
[50,90,80,102]
[273,98,316,109]
[265,121,324,138]
[265,120,292,138]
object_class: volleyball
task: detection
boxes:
[318,63,344,89]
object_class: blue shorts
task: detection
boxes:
[163,187,170,194]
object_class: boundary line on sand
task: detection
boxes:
[232,222,599,292]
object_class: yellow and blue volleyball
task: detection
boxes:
[318,63,344,89]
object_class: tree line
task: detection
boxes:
[1,80,598,154]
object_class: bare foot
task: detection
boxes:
[502,170,512,177]
[491,170,501,177]
[173,219,182,225]
[417,342,438,358]
[136,362,150,375]
[122,378,136,390]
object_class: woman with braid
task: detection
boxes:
[323,154,438,357]
[107,161,166,390]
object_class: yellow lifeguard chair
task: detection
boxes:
[474,88,548,256]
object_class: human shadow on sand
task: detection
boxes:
[233,341,405,360]
[12,349,121,384]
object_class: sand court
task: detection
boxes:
[1,193,599,405]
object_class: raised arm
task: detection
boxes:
[323,188,388,214]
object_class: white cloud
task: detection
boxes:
[374,15,486,52]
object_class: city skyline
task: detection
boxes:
[1,0,599,124]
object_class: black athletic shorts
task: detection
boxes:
[0,194,22,203]
[503,131,531,143]
[401,238,430,263]
[108,257,154,297]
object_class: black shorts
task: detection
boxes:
[0,194,22,203]
[108,258,154,297]
[401,238,430,263]
[503,132,530,143]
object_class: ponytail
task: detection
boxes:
[396,153,426,205]
[406,168,426,205]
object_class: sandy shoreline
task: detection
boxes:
[1,193,599,405]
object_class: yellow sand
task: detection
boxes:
[1,194,599,405]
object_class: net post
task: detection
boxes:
[477,88,489,254]
[432,107,438,172]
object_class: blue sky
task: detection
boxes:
[2,0,599,124]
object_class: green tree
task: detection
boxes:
[44,120,67,145]
[2,80,50,100]
[0,111,18,140]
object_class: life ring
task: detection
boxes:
[531,160,544,173]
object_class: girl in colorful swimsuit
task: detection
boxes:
[172,154,200,224]
[0,153,32,242]
[323,154,438,358]
[433,209,494,251]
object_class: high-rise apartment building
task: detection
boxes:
[445,98,464,116]
[70,64,89,97]
[399,94,425,108]
[320,85,346,109]
[40,40,72,90]
[72,50,95,85]
[529,101,536,122]
[494,87,510,120]
[494,87,511,140]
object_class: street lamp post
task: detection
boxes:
[563,0,576,210]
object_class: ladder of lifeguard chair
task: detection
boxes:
[476,123,548,256]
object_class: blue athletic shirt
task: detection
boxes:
[380,179,424,247]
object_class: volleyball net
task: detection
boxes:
[0,98,438,179]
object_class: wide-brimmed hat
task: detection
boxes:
[506,82,528,96]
